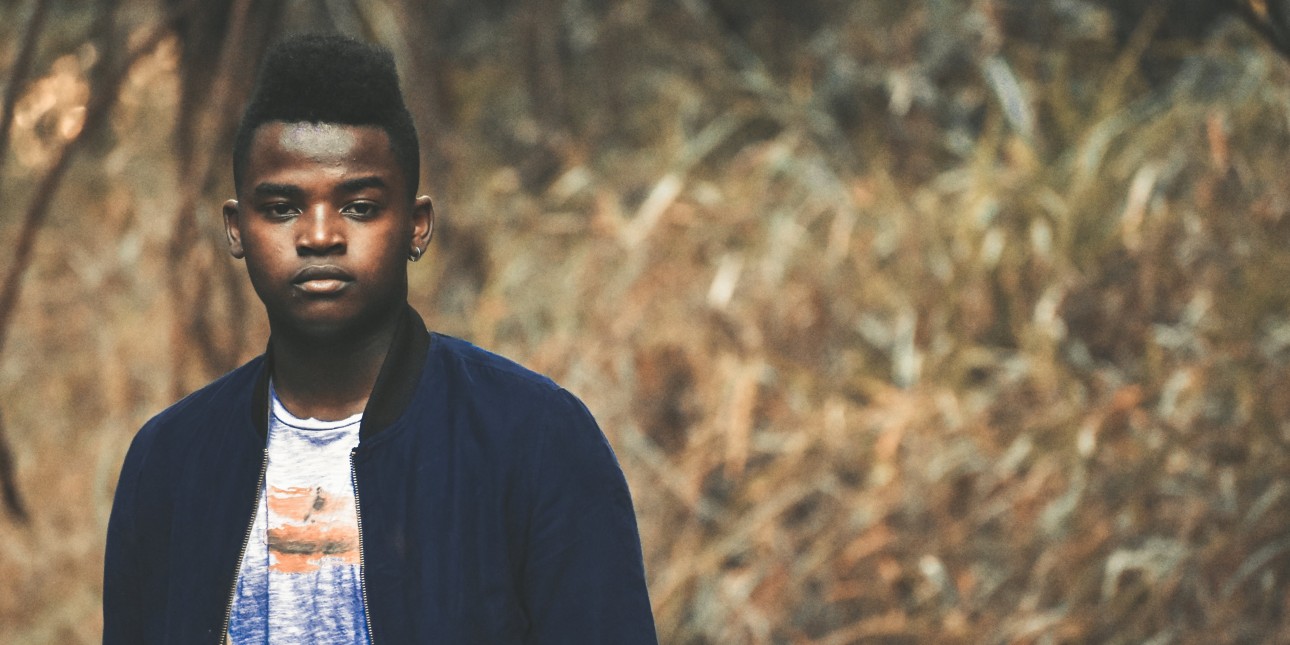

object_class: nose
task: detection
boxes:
[296,204,345,256]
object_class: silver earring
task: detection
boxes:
[409,247,424,262]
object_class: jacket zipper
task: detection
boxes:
[350,448,376,643]
[218,445,268,644]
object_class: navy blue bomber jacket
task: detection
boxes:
[103,306,658,644]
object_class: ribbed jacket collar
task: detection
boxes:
[250,304,431,441]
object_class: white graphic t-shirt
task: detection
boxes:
[227,387,371,644]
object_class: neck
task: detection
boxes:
[268,308,402,421]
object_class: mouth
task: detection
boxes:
[291,265,355,295]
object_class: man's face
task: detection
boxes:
[223,121,433,342]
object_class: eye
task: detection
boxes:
[265,203,299,219]
[342,201,380,219]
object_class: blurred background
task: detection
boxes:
[1,0,1289,642]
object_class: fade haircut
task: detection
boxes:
[232,33,420,199]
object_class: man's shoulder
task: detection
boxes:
[428,333,562,396]
[421,333,611,464]
[423,333,597,423]
[119,354,264,484]
[141,354,265,434]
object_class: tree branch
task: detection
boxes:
[0,0,51,192]
[1229,0,1290,60]
[165,0,260,399]
[0,1,191,522]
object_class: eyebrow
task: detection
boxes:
[250,176,388,201]
[251,182,304,200]
[338,176,388,193]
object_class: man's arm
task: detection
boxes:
[103,427,152,644]
[520,390,658,644]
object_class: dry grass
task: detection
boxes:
[1,1,1289,643]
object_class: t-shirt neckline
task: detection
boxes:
[269,382,363,431]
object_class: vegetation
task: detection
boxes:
[0,0,1288,642]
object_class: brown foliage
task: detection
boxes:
[2,0,1290,643]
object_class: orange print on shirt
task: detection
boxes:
[265,485,360,574]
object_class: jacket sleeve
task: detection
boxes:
[103,424,153,644]
[520,390,658,645]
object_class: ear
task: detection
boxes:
[223,199,245,259]
[411,195,435,254]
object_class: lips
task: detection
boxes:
[291,265,355,295]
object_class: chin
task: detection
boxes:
[266,307,358,341]
[271,299,404,345]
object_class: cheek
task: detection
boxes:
[240,237,294,286]
[242,227,297,259]
[374,247,410,281]
[368,226,413,266]
[242,254,280,297]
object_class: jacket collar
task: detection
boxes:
[250,304,431,441]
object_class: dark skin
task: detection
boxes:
[223,121,433,421]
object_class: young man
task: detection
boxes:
[104,34,657,644]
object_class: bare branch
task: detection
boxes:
[0,3,189,522]
[0,0,51,191]
[0,411,25,520]
[1229,0,1290,59]
[165,0,267,399]
[0,10,183,357]
[0,0,54,524]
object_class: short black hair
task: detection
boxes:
[232,33,420,198]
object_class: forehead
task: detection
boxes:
[241,121,403,193]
